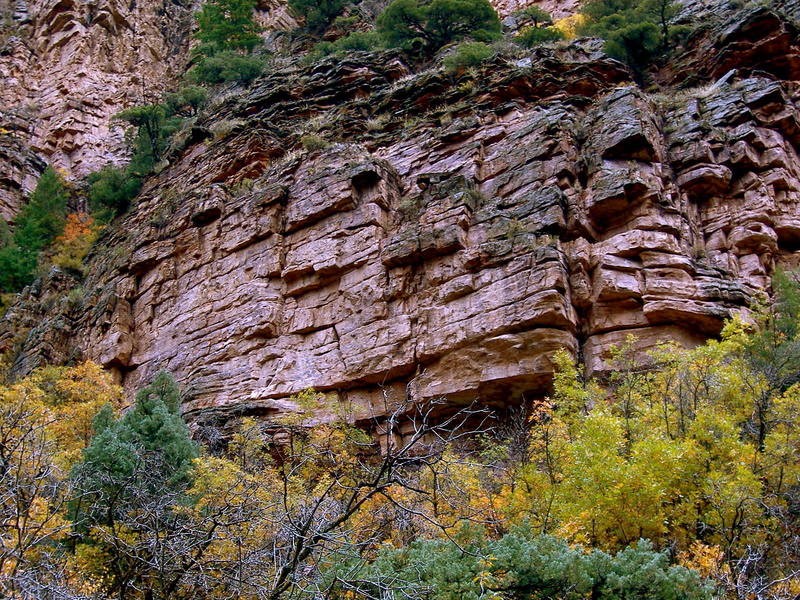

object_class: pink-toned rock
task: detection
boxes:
[3,7,800,427]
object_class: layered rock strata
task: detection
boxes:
[1,4,799,428]
[1,0,195,173]
[0,0,544,219]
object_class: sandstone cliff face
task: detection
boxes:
[0,0,310,220]
[0,0,194,217]
[0,0,545,221]
[1,2,800,427]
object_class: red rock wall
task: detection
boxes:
[1,3,799,428]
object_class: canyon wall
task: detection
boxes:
[0,0,299,220]
[1,2,799,428]
[0,0,196,219]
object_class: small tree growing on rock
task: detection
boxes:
[377,0,501,53]
[194,0,262,55]
[190,0,265,85]
[288,0,349,34]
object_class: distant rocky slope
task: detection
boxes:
[1,0,799,428]
[0,0,193,219]
[0,0,297,220]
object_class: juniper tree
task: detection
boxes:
[377,0,501,53]
[288,0,348,33]
[70,372,198,597]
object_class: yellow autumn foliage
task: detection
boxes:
[0,362,121,593]
[553,13,586,39]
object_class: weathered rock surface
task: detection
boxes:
[0,0,194,217]
[0,109,45,222]
[1,2,799,427]
[0,0,302,219]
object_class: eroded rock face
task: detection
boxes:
[0,0,195,216]
[0,109,45,222]
[1,3,799,427]
[0,0,542,220]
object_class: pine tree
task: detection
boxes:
[72,371,197,521]
[0,167,69,292]
[194,0,262,55]
[14,167,69,252]
[70,372,198,596]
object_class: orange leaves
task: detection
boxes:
[50,212,101,273]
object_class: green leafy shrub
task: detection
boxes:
[190,0,264,88]
[311,31,384,58]
[300,133,331,152]
[443,41,494,72]
[165,85,208,116]
[0,244,35,293]
[513,5,554,26]
[516,24,565,47]
[13,167,69,253]
[330,14,360,31]
[87,166,142,221]
[377,0,501,53]
[602,18,661,70]
[288,0,348,33]
[186,51,266,85]
[87,94,195,222]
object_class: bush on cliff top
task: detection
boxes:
[579,0,685,73]
[516,23,565,47]
[443,41,494,73]
[311,30,384,58]
[288,0,350,34]
[186,51,266,85]
[377,0,502,53]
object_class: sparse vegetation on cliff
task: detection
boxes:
[87,86,210,222]
[443,41,494,73]
[310,30,384,59]
[515,22,565,47]
[87,166,142,220]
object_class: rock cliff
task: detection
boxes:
[0,0,298,218]
[2,1,800,428]
[0,0,194,216]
